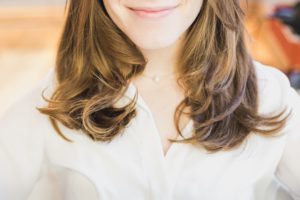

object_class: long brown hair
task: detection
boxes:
[38,0,289,152]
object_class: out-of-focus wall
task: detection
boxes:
[0,1,65,114]
[264,0,296,5]
[0,0,64,6]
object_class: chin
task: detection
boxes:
[136,41,176,50]
[130,33,182,50]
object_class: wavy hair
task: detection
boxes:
[38,0,289,152]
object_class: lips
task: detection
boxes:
[128,5,177,12]
[127,5,178,19]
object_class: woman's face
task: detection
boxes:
[102,0,203,50]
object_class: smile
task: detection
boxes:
[128,5,178,19]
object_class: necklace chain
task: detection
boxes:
[141,71,176,83]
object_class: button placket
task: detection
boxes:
[134,107,172,200]
[165,120,195,194]
[122,82,195,199]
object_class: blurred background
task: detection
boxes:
[0,0,300,115]
[0,0,65,114]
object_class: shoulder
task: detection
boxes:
[253,60,290,89]
[0,68,56,144]
[252,60,292,115]
[0,68,58,198]
[253,60,300,134]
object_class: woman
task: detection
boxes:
[0,0,299,199]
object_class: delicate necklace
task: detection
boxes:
[141,71,176,83]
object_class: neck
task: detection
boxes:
[139,36,183,77]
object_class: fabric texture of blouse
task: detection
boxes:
[0,61,300,200]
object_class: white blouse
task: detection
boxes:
[0,61,300,200]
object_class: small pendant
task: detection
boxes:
[152,75,161,83]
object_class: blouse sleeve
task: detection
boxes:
[275,77,300,199]
[0,70,54,199]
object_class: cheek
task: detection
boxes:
[102,0,122,22]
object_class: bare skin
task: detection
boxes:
[131,34,190,157]
[132,73,191,157]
